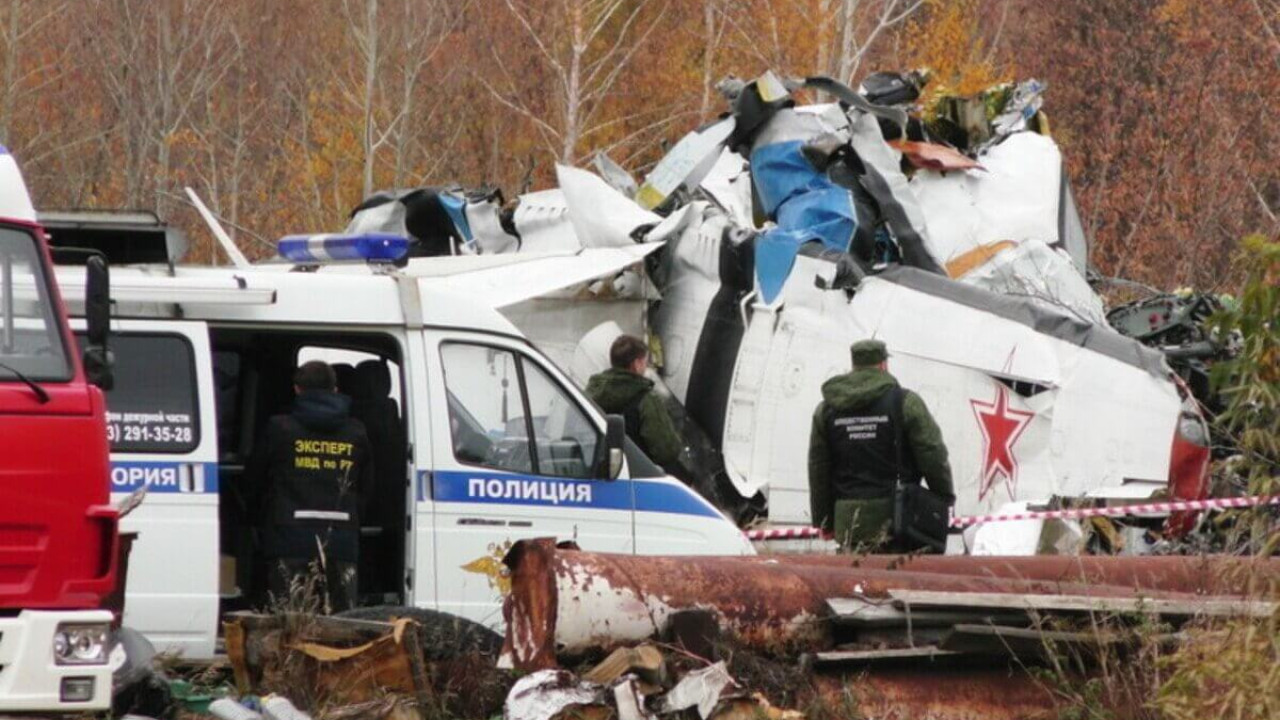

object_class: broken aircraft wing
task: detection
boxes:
[412,243,663,310]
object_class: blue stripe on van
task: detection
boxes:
[425,470,721,518]
[109,461,220,494]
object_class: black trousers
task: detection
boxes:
[266,554,358,613]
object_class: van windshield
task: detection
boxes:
[0,226,71,381]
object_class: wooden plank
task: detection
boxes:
[284,612,401,643]
[887,590,1277,618]
[223,619,252,694]
[826,597,1025,628]
[813,646,960,666]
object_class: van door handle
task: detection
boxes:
[180,463,205,493]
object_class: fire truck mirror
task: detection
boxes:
[83,255,113,389]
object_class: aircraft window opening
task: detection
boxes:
[996,376,1051,398]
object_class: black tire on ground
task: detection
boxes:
[335,605,503,660]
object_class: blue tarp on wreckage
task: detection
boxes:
[749,140,859,304]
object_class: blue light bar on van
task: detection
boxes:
[277,233,409,264]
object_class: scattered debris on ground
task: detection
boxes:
[505,647,805,720]
[214,611,511,719]
[497,538,1280,720]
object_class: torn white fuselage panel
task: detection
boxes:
[910,132,1101,320]
[663,246,1181,524]
[957,239,1106,324]
[556,163,661,249]
[511,188,579,252]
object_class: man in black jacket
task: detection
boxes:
[247,361,374,612]
[809,340,954,551]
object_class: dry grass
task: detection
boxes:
[1024,565,1278,720]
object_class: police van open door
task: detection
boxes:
[423,329,635,627]
[77,320,218,657]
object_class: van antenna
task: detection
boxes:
[184,186,251,269]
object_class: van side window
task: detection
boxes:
[75,333,200,453]
[441,343,599,479]
[442,344,531,473]
[522,360,599,479]
[297,347,403,406]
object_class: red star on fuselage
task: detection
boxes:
[970,383,1034,501]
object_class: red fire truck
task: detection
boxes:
[0,146,117,712]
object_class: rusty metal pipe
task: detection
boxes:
[500,539,1219,670]
[813,664,1063,720]
[745,554,1280,597]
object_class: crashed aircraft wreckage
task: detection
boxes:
[338,71,1211,548]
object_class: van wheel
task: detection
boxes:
[336,605,503,660]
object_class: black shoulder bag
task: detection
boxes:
[890,388,951,553]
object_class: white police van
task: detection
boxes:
[44,221,753,659]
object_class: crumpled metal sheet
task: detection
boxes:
[654,662,740,719]
[557,164,660,249]
[504,669,609,720]
[908,131,1105,322]
[992,79,1046,137]
[612,675,658,720]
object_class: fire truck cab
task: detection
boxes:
[0,148,117,712]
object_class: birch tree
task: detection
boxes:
[481,0,672,164]
[87,0,237,212]
[0,1,67,147]
[828,0,923,83]
[698,0,731,121]
[341,0,465,197]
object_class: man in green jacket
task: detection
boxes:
[809,339,954,552]
[586,334,684,472]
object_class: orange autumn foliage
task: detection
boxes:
[0,0,1269,288]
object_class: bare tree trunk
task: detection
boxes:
[392,54,414,187]
[837,0,860,83]
[155,1,174,214]
[562,0,584,164]
[699,0,717,121]
[0,1,19,143]
[816,0,834,78]
[362,0,379,198]
[0,1,66,147]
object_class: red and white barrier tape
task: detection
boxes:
[744,526,822,541]
[948,494,1280,528]
[743,494,1280,541]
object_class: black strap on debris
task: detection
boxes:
[802,76,910,136]
[726,79,794,155]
